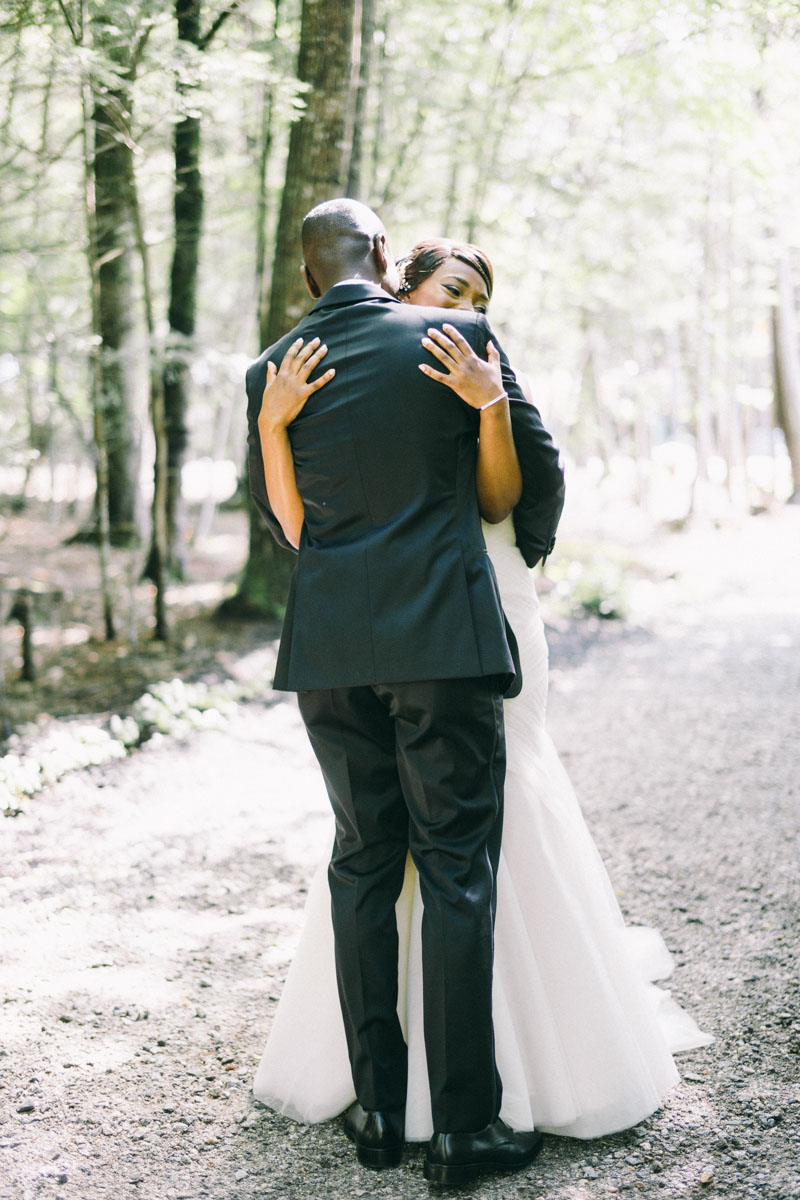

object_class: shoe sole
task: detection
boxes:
[344,1125,403,1169]
[423,1133,544,1186]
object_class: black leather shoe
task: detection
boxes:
[424,1118,543,1186]
[343,1101,405,1169]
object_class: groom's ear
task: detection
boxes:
[372,232,389,274]
[373,233,400,297]
[303,263,321,299]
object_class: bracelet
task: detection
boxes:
[479,391,508,411]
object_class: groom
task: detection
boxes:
[247,199,552,1185]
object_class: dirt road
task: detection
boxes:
[2,510,798,1200]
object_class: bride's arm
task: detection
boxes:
[420,324,522,522]
[257,337,335,549]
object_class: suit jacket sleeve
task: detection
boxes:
[476,316,566,569]
[245,357,298,554]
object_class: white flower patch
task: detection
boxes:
[2,667,272,817]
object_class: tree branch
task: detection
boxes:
[525,26,709,86]
[0,45,22,72]
[127,22,154,79]
[0,125,83,188]
[199,1,241,51]
[54,0,80,45]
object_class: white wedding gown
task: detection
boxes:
[254,517,712,1139]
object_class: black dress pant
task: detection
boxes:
[297,676,506,1134]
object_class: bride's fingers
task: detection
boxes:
[281,337,306,367]
[265,360,277,387]
[421,336,459,368]
[423,328,460,362]
[304,367,336,395]
[297,342,329,379]
[418,362,451,384]
[486,340,500,363]
[440,323,475,357]
[292,337,321,369]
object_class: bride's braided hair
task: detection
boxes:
[397,238,494,301]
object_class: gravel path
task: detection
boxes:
[2,511,798,1200]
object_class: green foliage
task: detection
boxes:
[549,555,630,621]
[130,676,238,739]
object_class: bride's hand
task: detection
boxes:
[419,323,505,411]
[258,337,335,435]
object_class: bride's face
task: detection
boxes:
[407,258,490,314]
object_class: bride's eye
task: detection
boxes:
[443,284,460,298]
[474,303,487,314]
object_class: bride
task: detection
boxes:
[253,237,712,1141]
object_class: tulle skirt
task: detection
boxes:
[254,518,712,1139]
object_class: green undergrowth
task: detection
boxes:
[541,539,647,622]
[1,670,276,818]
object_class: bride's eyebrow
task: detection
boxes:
[444,273,488,302]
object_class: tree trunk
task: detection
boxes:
[345,0,376,200]
[80,70,116,641]
[148,0,204,581]
[256,0,285,348]
[142,0,243,580]
[367,6,389,200]
[223,0,359,620]
[57,0,120,639]
[687,178,717,518]
[263,0,359,347]
[92,48,140,546]
[129,141,169,641]
[576,313,609,471]
[217,512,295,621]
[771,247,800,502]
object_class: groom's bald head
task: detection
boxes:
[301,199,398,298]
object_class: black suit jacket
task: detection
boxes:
[246,281,564,692]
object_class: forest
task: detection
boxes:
[1,0,799,731]
[3,8,799,1194]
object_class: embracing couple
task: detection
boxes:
[246,197,561,1185]
[246,199,710,1186]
